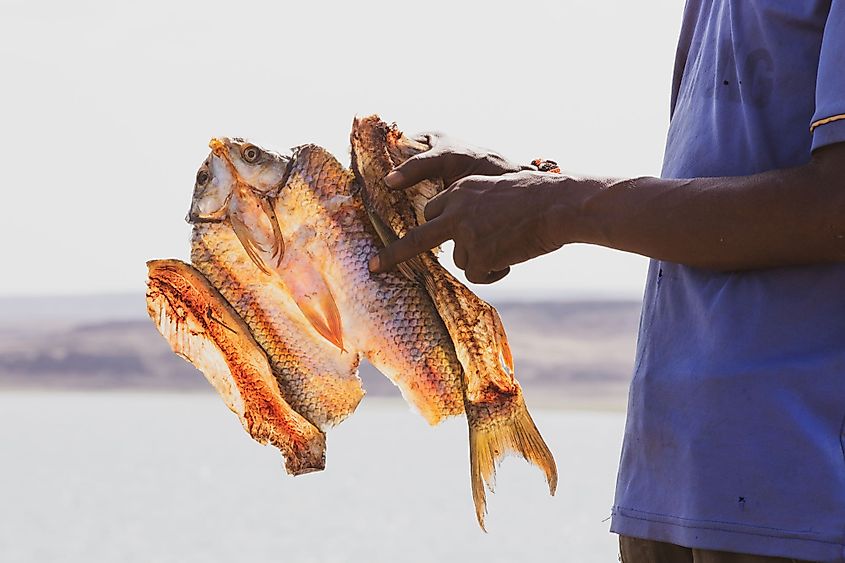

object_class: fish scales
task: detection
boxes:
[268,144,465,423]
[191,222,363,430]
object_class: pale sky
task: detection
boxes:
[0,0,684,300]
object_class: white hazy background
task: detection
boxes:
[0,0,683,300]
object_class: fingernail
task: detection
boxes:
[384,170,402,188]
[368,254,381,273]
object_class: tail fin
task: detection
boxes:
[467,391,558,531]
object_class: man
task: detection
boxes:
[368,1,845,561]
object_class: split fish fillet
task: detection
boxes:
[145,259,325,475]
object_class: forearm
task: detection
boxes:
[559,149,845,271]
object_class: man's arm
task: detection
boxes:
[571,142,845,271]
[369,142,845,281]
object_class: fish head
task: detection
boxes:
[186,152,235,224]
[188,137,289,280]
[187,137,289,224]
[208,137,290,194]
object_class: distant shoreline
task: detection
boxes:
[0,292,641,326]
[0,387,629,413]
[0,297,639,413]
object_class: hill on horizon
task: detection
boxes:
[0,295,641,409]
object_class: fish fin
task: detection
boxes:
[145,259,326,476]
[294,290,345,353]
[281,258,345,352]
[467,392,558,531]
[490,308,515,385]
[228,187,286,275]
[365,206,399,248]
[364,206,428,284]
[260,196,286,268]
[230,212,273,276]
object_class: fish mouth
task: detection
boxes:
[209,138,234,166]
[209,137,242,180]
[185,212,226,224]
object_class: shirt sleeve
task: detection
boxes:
[811,0,845,151]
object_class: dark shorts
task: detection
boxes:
[619,536,817,563]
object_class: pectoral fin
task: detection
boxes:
[260,196,285,269]
[229,189,286,277]
[230,212,273,276]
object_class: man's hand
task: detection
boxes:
[384,133,531,190]
[370,171,585,284]
[370,141,845,275]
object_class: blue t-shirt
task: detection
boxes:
[610,1,845,562]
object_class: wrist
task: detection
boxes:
[541,175,614,247]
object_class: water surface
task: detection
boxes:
[0,392,624,562]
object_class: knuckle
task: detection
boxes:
[442,209,461,232]
[490,268,509,283]
[403,153,424,168]
[454,151,476,169]
[453,175,484,193]
[454,221,475,243]
[464,259,488,283]
[468,271,491,284]
[450,178,469,194]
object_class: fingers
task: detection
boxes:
[369,217,452,273]
[423,189,450,222]
[384,150,446,190]
[465,267,511,285]
[452,244,468,270]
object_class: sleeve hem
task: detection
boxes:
[811,117,845,152]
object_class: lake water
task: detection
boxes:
[0,392,625,562]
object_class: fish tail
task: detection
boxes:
[467,390,557,531]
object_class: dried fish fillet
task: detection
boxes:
[147,125,557,530]
[145,259,325,475]
[350,116,557,528]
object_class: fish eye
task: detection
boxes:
[196,169,210,186]
[241,144,262,163]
